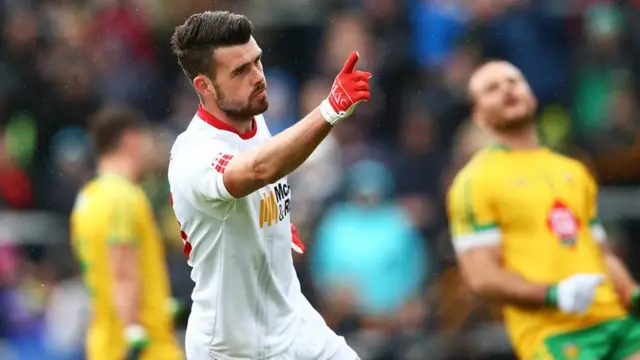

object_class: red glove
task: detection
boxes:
[290,224,305,254]
[319,51,372,125]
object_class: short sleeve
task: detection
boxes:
[583,167,607,243]
[447,174,501,253]
[106,188,139,245]
[170,139,236,202]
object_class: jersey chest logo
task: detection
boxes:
[547,200,580,247]
[259,182,291,228]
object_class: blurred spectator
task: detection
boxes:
[312,160,429,358]
[0,134,33,209]
[0,245,56,359]
[411,0,469,70]
[43,275,88,360]
[39,126,92,213]
[423,45,478,149]
[480,0,572,107]
[393,105,448,238]
[573,2,628,137]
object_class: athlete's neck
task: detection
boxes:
[97,155,139,183]
[200,103,253,133]
[492,125,539,150]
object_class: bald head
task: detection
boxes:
[467,60,537,132]
[468,61,523,103]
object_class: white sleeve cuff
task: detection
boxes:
[214,171,235,201]
[590,222,607,243]
[453,228,502,253]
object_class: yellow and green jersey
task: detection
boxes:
[446,146,626,359]
[70,174,182,360]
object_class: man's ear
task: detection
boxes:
[193,74,216,98]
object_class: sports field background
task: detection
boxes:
[1,1,640,359]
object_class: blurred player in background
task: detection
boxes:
[447,60,640,360]
[70,106,183,360]
[168,10,370,360]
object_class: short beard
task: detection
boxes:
[492,115,535,133]
[213,82,268,121]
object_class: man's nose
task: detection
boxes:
[252,72,265,87]
[248,64,263,83]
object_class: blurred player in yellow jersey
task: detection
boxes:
[70,106,183,360]
[447,61,640,360]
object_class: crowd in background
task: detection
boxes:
[2,0,640,359]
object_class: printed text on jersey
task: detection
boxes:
[259,182,291,228]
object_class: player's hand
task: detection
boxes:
[166,297,185,319]
[290,224,305,254]
[124,325,149,360]
[319,51,372,125]
[547,273,605,314]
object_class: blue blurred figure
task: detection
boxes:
[410,0,469,70]
[312,160,428,325]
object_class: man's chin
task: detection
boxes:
[224,102,269,119]
[253,99,269,115]
[492,116,534,132]
[243,99,269,117]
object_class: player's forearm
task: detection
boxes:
[114,278,141,326]
[468,268,549,308]
[252,107,332,182]
[459,248,549,307]
[109,244,142,327]
[603,251,639,308]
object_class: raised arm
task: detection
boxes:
[223,51,371,198]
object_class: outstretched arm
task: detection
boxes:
[223,52,372,198]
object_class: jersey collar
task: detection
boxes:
[197,104,258,140]
[488,143,546,151]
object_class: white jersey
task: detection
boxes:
[168,105,301,359]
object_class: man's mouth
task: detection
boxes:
[253,86,267,98]
[504,95,519,107]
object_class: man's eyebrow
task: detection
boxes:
[231,52,263,75]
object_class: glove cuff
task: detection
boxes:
[319,99,342,125]
[545,285,558,308]
[125,324,149,348]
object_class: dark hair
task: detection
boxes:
[88,105,148,156]
[170,11,253,80]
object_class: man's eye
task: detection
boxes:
[232,67,246,77]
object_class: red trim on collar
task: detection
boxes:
[197,104,257,140]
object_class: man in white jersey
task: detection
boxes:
[168,11,371,360]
